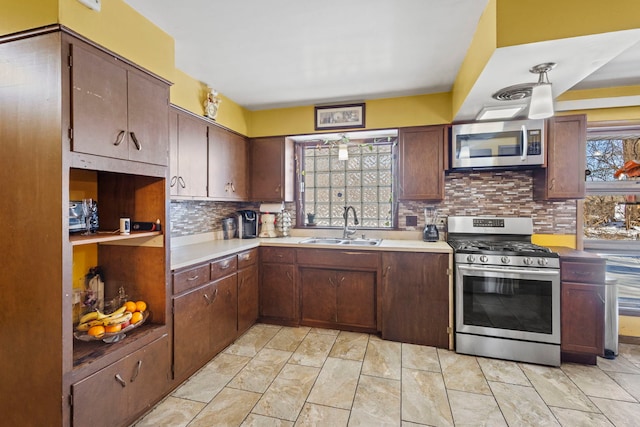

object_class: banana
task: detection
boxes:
[96,304,127,321]
[79,311,99,324]
[102,311,133,326]
[76,319,104,331]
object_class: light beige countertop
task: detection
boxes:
[171,231,452,271]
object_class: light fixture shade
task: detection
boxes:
[528,83,554,119]
[338,144,348,160]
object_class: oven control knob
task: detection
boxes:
[523,257,534,265]
[500,256,511,264]
[538,258,549,266]
[466,255,476,263]
[479,255,488,263]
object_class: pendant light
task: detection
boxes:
[528,63,556,120]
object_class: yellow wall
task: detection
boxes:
[620,316,640,338]
[0,0,58,35]
[496,0,640,47]
[532,234,576,249]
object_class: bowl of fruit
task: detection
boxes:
[74,300,148,343]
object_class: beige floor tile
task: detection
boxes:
[520,363,599,412]
[402,343,440,372]
[289,332,337,367]
[189,387,261,427]
[310,327,341,336]
[448,389,507,427]
[401,368,453,426]
[598,355,640,374]
[591,397,640,427]
[606,371,640,401]
[295,403,350,427]
[489,381,560,426]
[265,326,310,352]
[228,348,292,393]
[549,407,614,427]
[362,336,402,380]
[477,357,530,386]
[172,353,251,402]
[401,422,430,427]
[437,349,491,395]
[225,323,282,357]
[307,357,361,409]
[132,396,205,427]
[561,363,636,401]
[619,343,640,367]
[253,364,320,421]
[241,413,294,427]
[349,375,401,426]
[329,331,369,361]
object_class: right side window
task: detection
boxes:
[584,127,640,315]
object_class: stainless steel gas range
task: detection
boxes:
[448,216,561,366]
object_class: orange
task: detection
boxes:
[87,325,106,337]
[124,301,137,313]
[105,324,122,333]
[135,301,147,312]
[131,311,144,324]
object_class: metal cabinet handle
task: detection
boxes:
[203,293,211,305]
[115,374,126,388]
[383,265,392,278]
[131,360,142,382]
[220,261,232,270]
[114,130,126,146]
[231,182,236,192]
[130,131,141,150]
[178,176,186,189]
[170,176,178,187]
[187,275,199,281]
[286,271,293,281]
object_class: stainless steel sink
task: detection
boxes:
[299,237,382,246]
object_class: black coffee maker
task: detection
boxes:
[236,210,258,239]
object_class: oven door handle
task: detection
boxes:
[458,264,559,276]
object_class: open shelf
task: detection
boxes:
[70,231,162,246]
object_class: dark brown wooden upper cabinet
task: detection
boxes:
[169,108,208,198]
[249,136,294,202]
[398,125,447,201]
[208,124,248,201]
[69,42,169,166]
[534,114,587,200]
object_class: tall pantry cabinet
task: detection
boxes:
[0,27,171,427]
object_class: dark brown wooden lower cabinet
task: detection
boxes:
[300,267,376,331]
[72,334,170,427]
[561,282,604,364]
[260,260,297,324]
[238,263,259,334]
[210,275,239,355]
[381,252,450,348]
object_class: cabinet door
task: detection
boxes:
[238,264,259,334]
[72,335,170,427]
[70,43,129,160]
[209,125,248,200]
[260,263,297,322]
[398,126,446,201]
[561,282,604,355]
[174,112,208,197]
[250,137,294,202]
[300,268,336,324]
[173,284,214,379]
[169,110,180,195]
[127,71,169,165]
[534,114,587,200]
[336,270,376,329]
[381,252,450,348]
[210,275,239,355]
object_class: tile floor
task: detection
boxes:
[133,324,640,426]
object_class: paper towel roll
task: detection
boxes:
[259,202,284,213]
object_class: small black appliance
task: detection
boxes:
[236,210,258,239]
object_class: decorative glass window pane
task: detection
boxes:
[316,172,330,187]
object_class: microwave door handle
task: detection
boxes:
[521,125,528,161]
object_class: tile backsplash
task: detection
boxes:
[171,169,576,238]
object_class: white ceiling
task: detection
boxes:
[123,0,640,119]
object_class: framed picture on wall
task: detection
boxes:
[315,103,365,130]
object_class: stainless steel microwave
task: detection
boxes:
[451,119,545,169]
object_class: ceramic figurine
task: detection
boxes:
[204,88,221,120]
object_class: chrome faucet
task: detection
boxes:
[343,205,359,239]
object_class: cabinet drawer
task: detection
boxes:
[561,261,605,284]
[173,263,210,294]
[72,334,170,427]
[210,255,238,281]
[297,248,379,269]
[238,248,258,269]
[261,247,295,264]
